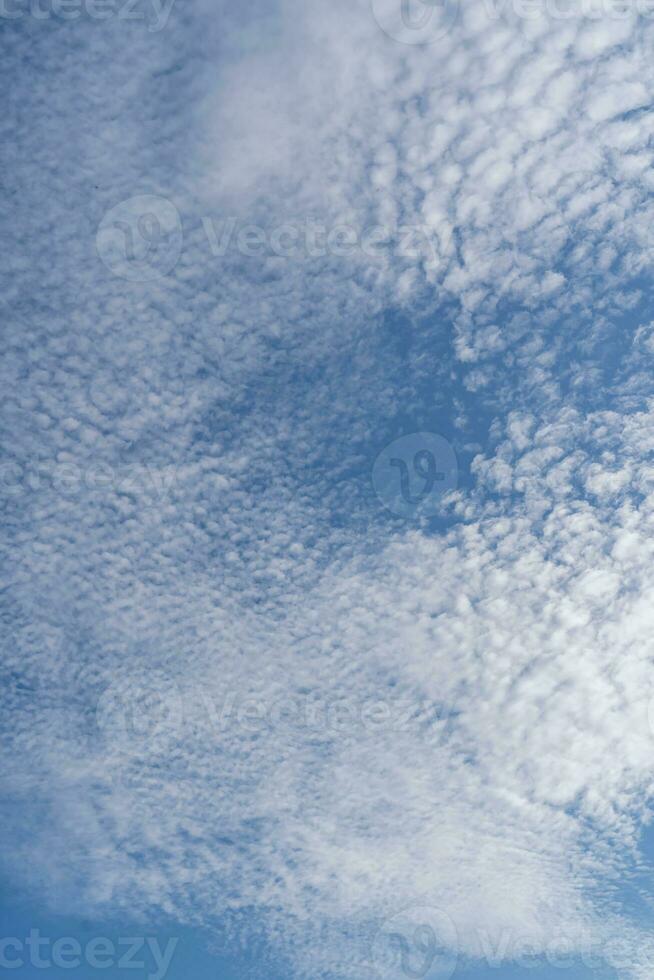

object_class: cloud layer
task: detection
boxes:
[3,1,654,978]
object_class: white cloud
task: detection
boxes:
[4,0,654,977]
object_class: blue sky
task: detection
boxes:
[3,1,654,979]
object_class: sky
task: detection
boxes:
[2,0,654,979]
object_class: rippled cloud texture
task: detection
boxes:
[3,0,654,977]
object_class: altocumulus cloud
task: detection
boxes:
[3,0,654,978]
